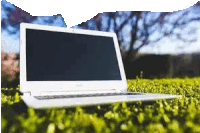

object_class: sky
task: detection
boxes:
[140,27,200,54]
[1,1,200,54]
[1,14,66,53]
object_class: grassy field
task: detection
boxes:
[1,77,200,133]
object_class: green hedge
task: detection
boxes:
[1,77,200,133]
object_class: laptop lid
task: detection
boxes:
[20,23,127,93]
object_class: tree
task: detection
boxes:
[1,0,66,35]
[1,0,35,34]
[2,0,200,61]
[77,2,200,63]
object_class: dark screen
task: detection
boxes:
[26,29,122,81]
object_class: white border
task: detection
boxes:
[20,23,127,93]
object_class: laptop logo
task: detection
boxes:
[76,83,83,87]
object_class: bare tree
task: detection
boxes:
[2,0,200,61]
[1,0,36,34]
[77,2,200,63]
[1,0,66,35]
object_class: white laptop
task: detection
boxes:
[20,23,181,109]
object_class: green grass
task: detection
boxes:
[1,77,200,133]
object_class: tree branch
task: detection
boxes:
[106,13,111,31]
[125,11,141,61]
[115,11,135,34]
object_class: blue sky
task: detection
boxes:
[1,0,200,54]
[1,15,67,53]
[140,25,200,54]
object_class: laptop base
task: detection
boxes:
[22,92,181,109]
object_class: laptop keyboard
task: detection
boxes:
[34,92,141,100]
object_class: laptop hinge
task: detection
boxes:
[30,89,125,96]
[23,92,31,96]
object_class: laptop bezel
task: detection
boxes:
[20,23,127,93]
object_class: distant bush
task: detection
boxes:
[1,51,19,88]
[124,53,200,79]
[1,77,200,133]
[125,54,172,79]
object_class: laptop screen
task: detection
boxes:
[26,29,122,81]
